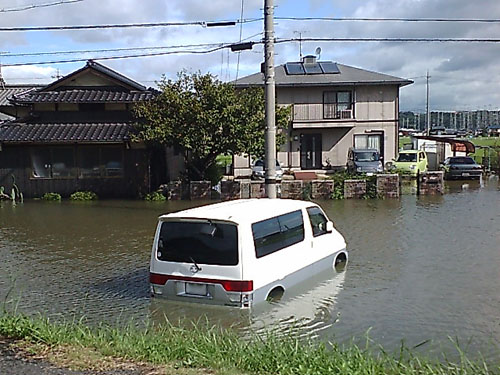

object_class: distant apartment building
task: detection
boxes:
[400,109,500,131]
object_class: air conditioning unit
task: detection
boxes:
[340,109,352,119]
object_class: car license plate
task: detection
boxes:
[462,172,470,177]
[185,283,207,296]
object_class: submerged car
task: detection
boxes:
[251,159,283,180]
[440,156,482,180]
[391,150,428,176]
[346,148,383,174]
[149,199,348,308]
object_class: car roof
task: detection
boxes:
[399,149,421,154]
[352,148,378,152]
[159,199,318,225]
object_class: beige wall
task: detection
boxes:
[233,83,400,175]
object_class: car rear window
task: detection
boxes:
[252,210,304,258]
[157,221,238,266]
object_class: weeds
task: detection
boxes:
[0,312,497,375]
[70,191,98,201]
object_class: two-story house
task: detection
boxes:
[233,56,412,176]
[0,60,157,198]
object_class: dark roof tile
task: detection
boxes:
[11,89,155,104]
[0,122,132,143]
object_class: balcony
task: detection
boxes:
[292,103,354,129]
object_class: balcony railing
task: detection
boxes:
[293,103,353,121]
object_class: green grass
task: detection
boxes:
[1,312,497,375]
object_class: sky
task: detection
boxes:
[1,0,499,112]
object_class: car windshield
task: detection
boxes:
[397,153,417,162]
[449,157,475,165]
[354,152,379,162]
[255,160,280,167]
[157,221,238,265]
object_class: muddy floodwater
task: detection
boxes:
[1,178,499,360]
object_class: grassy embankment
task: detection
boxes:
[0,312,497,375]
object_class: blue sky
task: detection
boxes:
[1,0,499,112]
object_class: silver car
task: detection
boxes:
[346,148,383,174]
[251,159,283,180]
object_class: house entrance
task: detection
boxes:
[300,134,322,170]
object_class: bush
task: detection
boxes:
[70,191,98,201]
[41,193,61,201]
[144,191,166,201]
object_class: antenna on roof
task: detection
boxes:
[315,47,322,60]
[51,68,62,80]
[294,31,306,60]
[0,61,5,89]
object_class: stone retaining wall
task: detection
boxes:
[344,179,366,199]
[418,171,444,195]
[250,181,266,198]
[165,181,183,200]
[189,181,211,200]
[281,180,304,199]
[220,180,241,200]
[376,174,400,198]
[311,180,334,199]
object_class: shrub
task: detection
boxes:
[70,191,98,201]
[41,193,62,201]
[144,191,166,201]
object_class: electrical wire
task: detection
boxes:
[0,0,83,13]
[275,16,500,23]
[276,37,500,43]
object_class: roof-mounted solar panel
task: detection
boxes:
[285,62,305,75]
[303,63,323,74]
[319,62,340,74]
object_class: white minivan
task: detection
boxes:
[150,199,347,308]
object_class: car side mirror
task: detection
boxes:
[326,221,334,233]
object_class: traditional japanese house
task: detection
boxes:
[0,60,156,198]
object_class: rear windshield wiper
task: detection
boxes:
[189,256,202,272]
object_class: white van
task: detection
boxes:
[150,199,347,308]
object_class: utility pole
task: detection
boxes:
[426,70,430,136]
[264,0,276,198]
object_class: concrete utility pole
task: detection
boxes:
[264,0,277,198]
[426,70,430,136]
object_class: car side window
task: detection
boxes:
[307,207,328,237]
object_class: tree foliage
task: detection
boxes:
[134,71,290,181]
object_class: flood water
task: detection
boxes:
[1,178,499,361]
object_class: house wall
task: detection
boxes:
[233,84,400,175]
[0,144,149,198]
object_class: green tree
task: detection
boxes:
[134,71,290,181]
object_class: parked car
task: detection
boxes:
[391,150,428,176]
[346,148,383,174]
[251,159,283,180]
[440,156,483,180]
[150,199,348,308]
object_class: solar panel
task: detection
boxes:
[303,63,323,74]
[319,62,340,74]
[285,62,305,75]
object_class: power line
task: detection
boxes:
[2,36,499,67]
[0,0,84,13]
[277,37,500,43]
[0,43,224,58]
[0,20,249,32]
[1,45,229,67]
[275,16,500,23]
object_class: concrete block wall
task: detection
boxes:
[376,174,400,198]
[311,180,334,199]
[190,181,211,200]
[418,171,444,195]
[281,180,304,199]
[344,179,366,199]
[250,181,266,198]
[166,181,183,200]
[220,180,241,200]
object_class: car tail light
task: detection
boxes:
[150,273,253,292]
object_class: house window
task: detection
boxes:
[323,91,353,119]
[78,146,124,178]
[31,148,76,178]
[354,133,384,160]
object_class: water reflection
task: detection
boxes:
[1,179,499,360]
[150,269,346,338]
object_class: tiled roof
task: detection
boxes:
[0,85,41,106]
[0,122,133,143]
[234,62,413,87]
[11,89,155,104]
